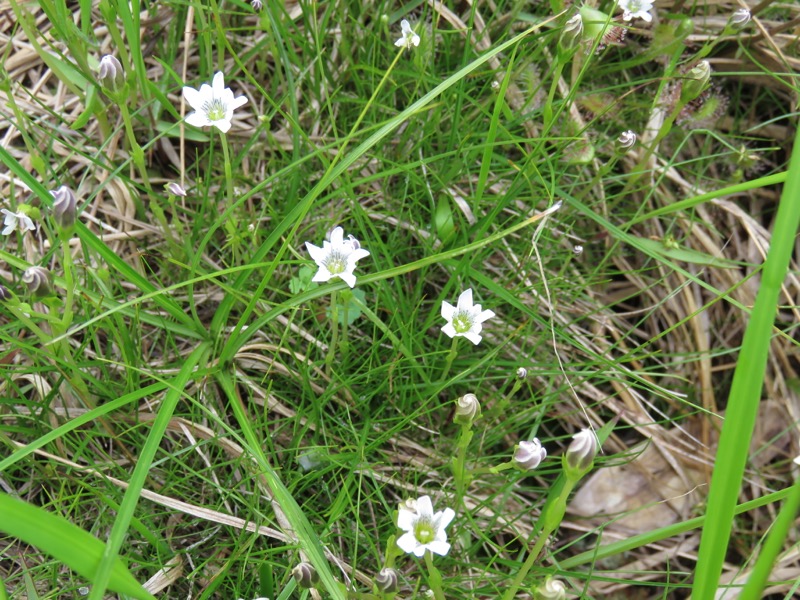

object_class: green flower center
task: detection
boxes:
[452,311,473,334]
[203,99,227,122]
[414,519,435,545]
[324,252,347,275]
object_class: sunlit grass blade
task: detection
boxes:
[692,116,800,599]
[0,494,155,600]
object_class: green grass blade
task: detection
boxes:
[87,344,210,600]
[0,493,155,600]
[692,116,800,598]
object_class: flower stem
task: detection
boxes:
[326,290,340,376]
[424,552,446,600]
[440,337,460,384]
[217,129,240,256]
[452,424,474,510]
[118,102,152,195]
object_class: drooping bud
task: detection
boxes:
[292,562,319,589]
[375,568,399,593]
[729,8,751,29]
[681,60,711,103]
[98,55,125,95]
[563,428,598,480]
[516,367,528,379]
[51,185,77,230]
[454,393,481,426]
[0,284,11,301]
[514,438,547,471]
[166,182,187,197]
[22,266,54,298]
[535,576,567,600]
[617,130,637,151]
[251,0,263,10]
[558,13,583,58]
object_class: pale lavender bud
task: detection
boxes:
[730,8,751,28]
[564,428,598,477]
[535,576,566,600]
[514,438,547,471]
[98,55,125,94]
[375,568,399,593]
[292,562,319,589]
[51,185,77,230]
[22,266,54,298]
[251,0,262,10]
[617,130,637,151]
[516,367,528,379]
[454,393,481,425]
[166,182,187,197]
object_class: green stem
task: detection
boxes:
[440,337,460,384]
[423,552,446,600]
[452,425,474,509]
[326,290,339,376]
[118,102,151,193]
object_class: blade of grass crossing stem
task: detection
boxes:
[739,474,800,599]
[88,344,210,600]
[215,370,346,600]
[692,123,800,597]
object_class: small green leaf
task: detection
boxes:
[327,288,365,325]
[434,196,455,244]
[0,493,155,600]
[290,265,319,294]
[635,236,738,267]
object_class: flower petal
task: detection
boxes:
[396,532,418,554]
[441,301,456,320]
[441,323,457,338]
[464,331,482,345]
[416,496,433,518]
[213,119,232,133]
[425,540,451,556]
[182,86,203,108]
[339,272,357,288]
[311,268,332,282]
[329,226,344,246]
[185,112,210,127]
[212,71,225,95]
[457,288,474,311]
[397,510,415,531]
[437,507,456,530]
[305,242,326,261]
[230,95,249,109]
[476,309,496,323]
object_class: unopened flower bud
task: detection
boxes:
[251,0,262,10]
[98,55,125,94]
[51,185,77,230]
[572,245,584,256]
[22,266,54,298]
[516,367,528,379]
[292,562,319,589]
[617,130,637,151]
[375,568,399,593]
[166,182,187,197]
[729,8,750,29]
[681,60,711,102]
[0,284,10,301]
[535,576,566,600]
[454,393,481,425]
[558,13,583,57]
[564,428,598,480]
[514,438,547,471]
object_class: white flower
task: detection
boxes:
[618,0,654,22]
[514,438,547,471]
[441,288,496,345]
[183,71,248,134]
[1,209,36,235]
[305,226,370,288]
[396,495,455,557]
[394,19,420,49]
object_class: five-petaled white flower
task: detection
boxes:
[305,226,370,288]
[1,209,36,236]
[395,19,420,49]
[396,495,455,557]
[618,0,654,22]
[183,71,248,133]
[441,288,495,345]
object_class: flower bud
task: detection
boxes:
[535,576,566,600]
[617,130,637,151]
[572,245,584,256]
[454,393,481,426]
[98,55,125,94]
[681,60,711,103]
[166,182,187,197]
[22,267,54,298]
[729,8,750,29]
[0,284,10,301]
[558,13,583,57]
[564,428,598,480]
[51,185,77,230]
[375,568,399,593]
[251,0,262,10]
[514,438,547,471]
[292,562,319,589]
[516,367,528,379]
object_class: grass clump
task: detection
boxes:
[1,1,800,599]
